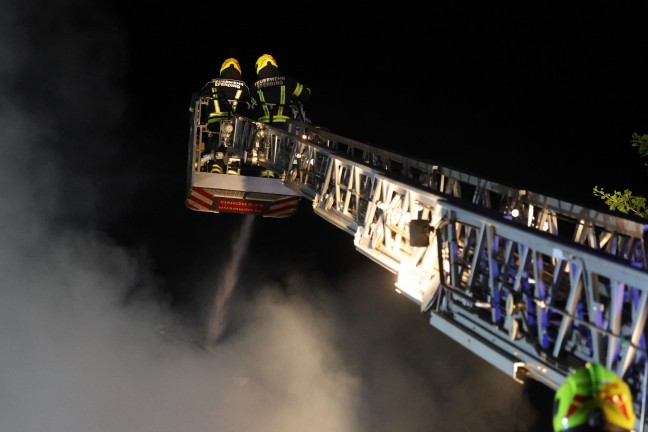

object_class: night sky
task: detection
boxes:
[1,3,647,431]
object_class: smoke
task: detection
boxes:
[205,214,255,345]
[0,2,552,432]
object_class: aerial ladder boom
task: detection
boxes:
[202,114,648,431]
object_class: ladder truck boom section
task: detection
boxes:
[190,113,648,431]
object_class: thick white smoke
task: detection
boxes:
[0,2,549,432]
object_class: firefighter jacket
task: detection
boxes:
[200,78,250,129]
[252,65,311,125]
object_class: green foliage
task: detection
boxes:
[593,133,648,219]
[592,187,647,217]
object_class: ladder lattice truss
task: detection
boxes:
[229,116,648,430]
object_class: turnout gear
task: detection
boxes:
[192,57,252,172]
[252,54,311,126]
[200,57,251,130]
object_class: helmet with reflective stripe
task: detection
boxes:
[553,363,636,431]
[220,58,241,75]
[255,54,278,74]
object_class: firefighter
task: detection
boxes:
[198,58,251,173]
[200,58,250,128]
[553,362,636,431]
[252,54,311,128]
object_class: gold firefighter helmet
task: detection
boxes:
[220,58,241,75]
[255,54,278,74]
[553,363,636,431]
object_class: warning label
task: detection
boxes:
[214,199,265,214]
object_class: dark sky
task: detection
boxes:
[1,2,647,431]
[119,4,648,200]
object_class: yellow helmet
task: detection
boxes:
[553,363,636,431]
[255,54,278,74]
[220,58,241,75]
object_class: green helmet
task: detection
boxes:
[220,58,241,75]
[553,363,636,431]
[255,54,278,75]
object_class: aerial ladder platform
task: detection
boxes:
[186,101,648,430]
